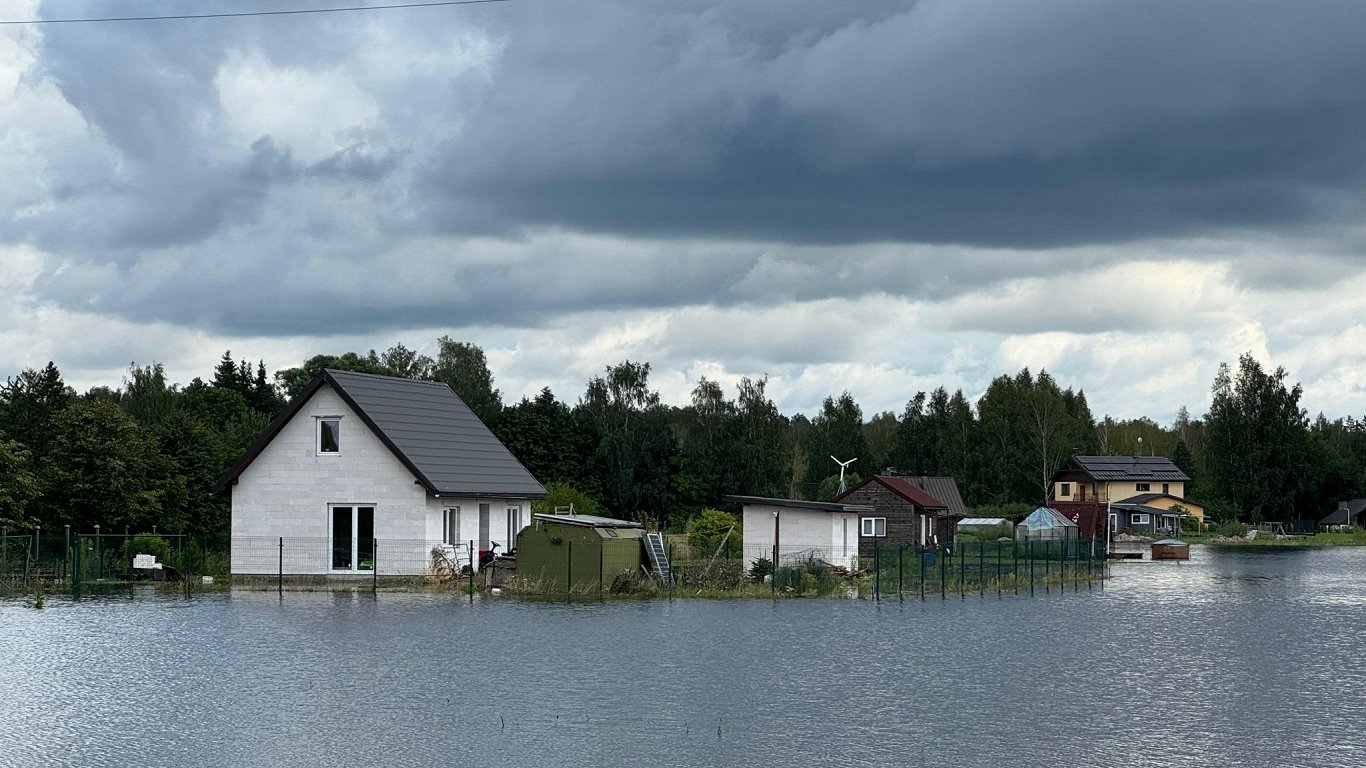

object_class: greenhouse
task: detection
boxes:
[1015,507,1080,541]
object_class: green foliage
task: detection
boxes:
[967,502,1036,523]
[773,558,841,596]
[802,392,868,499]
[1206,354,1309,521]
[121,535,175,567]
[433,337,502,426]
[577,361,675,523]
[1216,520,1249,538]
[0,439,38,529]
[531,482,601,517]
[497,388,593,491]
[686,508,741,559]
[748,556,774,581]
[815,472,861,502]
[43,399,186,532]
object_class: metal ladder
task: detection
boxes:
[644,532,672,584]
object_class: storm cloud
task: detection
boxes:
[3,0,1366,420]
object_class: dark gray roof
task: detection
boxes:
[216,369,545,498]
[897,476,969,518]
[1320,499,1366,526]
[1111,503,1182,518]
[1064,455,1190,482]
[1117,492,1194,505]
[724,495,874,514]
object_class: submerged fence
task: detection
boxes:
[858,538,1106,600]
[3,528,1107,600]
[0,531,229,595]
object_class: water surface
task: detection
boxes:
[2,546,1364,767]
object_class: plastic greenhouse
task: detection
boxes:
[1015,507,1080,541]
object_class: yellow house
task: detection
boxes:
[1050,455,1204,523]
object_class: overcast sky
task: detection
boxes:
[3,0,1366,423]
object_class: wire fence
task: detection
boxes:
[2,528,1108,600]
[0,531,230,596]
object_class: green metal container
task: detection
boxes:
[515,514,647,592]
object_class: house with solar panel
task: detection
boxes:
[216,369,546,578]
[1048,455,1196,537]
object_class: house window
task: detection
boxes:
[861,517,887,537]
[442,507,461,546]
[506,505,523,545]
[1131,513,1150,525]
[1136,483,1150,492]
[318,418,341,454]
[1060,483,1071,497]
[331,505,374,571]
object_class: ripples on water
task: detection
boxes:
[2,546,1365,768]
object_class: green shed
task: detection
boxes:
[516,514,646,592]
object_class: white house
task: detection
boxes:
[727,495,874,572]
[216,369,546,577]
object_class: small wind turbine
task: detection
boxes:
[832,455,858,495]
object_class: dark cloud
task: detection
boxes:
[10,0,1366,340]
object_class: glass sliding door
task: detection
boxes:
[332,506,353,570]
[357,507,374,571]
[330,504,375,572]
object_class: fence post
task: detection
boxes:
[897,546,904,603]
[873,541,880,602]
[372,539,378,593]
[997,540,1002,598]
[63,525,70,586]
[668,543,674,602]
[278,537,283,595]
[979,541,984,598]
[72,535,81,597]
[468,540,474,602]
[566,540,573,596]
[771,543,777,597]
[919,546,925,601]
[939,542,946,599]
[959,540,965,600]
[1044,540,1050,594]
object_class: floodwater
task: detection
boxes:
[2,546,1365,768]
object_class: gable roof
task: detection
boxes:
[1017,507,1078,530]
[894,475,968,518]
[215,369,545,498]
[1320,499,1366,526]
[1058,455,1190,482]
[836,475,948,511]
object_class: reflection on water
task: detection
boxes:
[2,547,1366,767]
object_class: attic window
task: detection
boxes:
[318,418,341,454]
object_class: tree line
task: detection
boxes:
[2,342,1363,536]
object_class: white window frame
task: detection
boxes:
[861,517,887,537]
[443,506,461,546]
[506,505,523,546]
[1131,513,1150,525]
[317,416,342,455]
[329,503,374,573]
